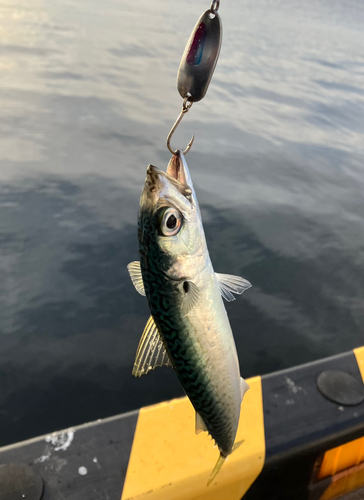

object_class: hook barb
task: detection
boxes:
[167,100,194,155]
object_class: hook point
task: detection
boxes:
[183,135,194,155]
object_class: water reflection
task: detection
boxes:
[0,168,363,444]
[0,175,183,444]
[0,0,364,445]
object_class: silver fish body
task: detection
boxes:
[128,151,251,480]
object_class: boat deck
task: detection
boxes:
[1,347,364,500]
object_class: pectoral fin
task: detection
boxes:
[216,273,252,302]
[195,412,208,435]
[132,316,172,377]
[127,261,146,296]
[181,281,200,315]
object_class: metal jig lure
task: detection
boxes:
[166,0,222,154]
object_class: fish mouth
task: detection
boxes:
[140,151,197,214]
[146,163,192,199]
[166,150,200,214]
[166,150,192,187]
[166,150,184,181]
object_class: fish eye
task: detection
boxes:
[159,208,182,236]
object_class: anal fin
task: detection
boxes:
[195,412,208,435]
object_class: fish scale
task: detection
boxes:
[139,196,237,453]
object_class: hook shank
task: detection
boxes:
[167,98,194,155]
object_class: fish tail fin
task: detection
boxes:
[207,453,226,486]
[207,440,244,486]
[232,439,244,452]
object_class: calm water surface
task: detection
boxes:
[0,0,364,445]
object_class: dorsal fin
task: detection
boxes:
[127,261,146,296]
[132,316,172,377]
[240,377,250,401]
[216,273,252,302]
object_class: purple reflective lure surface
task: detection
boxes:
[186,22,207,66]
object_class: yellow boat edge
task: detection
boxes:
[121,347,364,500]
[121,376,265,500]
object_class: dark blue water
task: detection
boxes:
[1,0,364,446]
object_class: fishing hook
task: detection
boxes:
[167,96,194,155]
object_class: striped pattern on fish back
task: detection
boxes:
[138,211,235,455]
